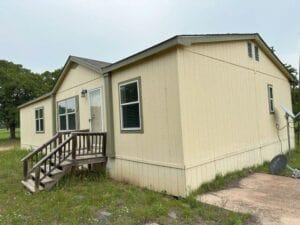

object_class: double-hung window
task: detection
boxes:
[247,42,253,58]
[35,107,44,133]
[58,97,77,131]
[119,78,142,131]
[254,46,259,61]
[267,84,274,113]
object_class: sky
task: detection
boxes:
[0,0,300,73]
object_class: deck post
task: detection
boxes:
[103,133,107,157]
[35,166,41,192]
[23,159,28,179]
[87,134,91,171]
[71,134,77,174]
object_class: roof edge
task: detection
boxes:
[18,92,53,109]
[19,55,110,109]
[102,36,179,73]
[102,33,296,82]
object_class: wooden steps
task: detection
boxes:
[21,131,107,193]
[21,179,44,193]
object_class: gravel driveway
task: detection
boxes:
[197,173,300,225]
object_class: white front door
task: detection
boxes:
[88,88,103,132]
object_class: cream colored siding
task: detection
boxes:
[109,49,185,196]
[19,37,294,197]
[177,41,293,193]
[55,64,106,131]
[20,97,53,149]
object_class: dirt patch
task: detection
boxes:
[0,139,20,151]
[197,173,300,225]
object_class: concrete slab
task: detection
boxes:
[197,173,300,225]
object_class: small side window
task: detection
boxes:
[35,107,44,132]
[267,84,274,113]
[255,46,259,61]
[247,42,253,58]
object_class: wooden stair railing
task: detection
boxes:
[21,131,107,193]
[31,135,74,191]
[21,130,89,180]
[21,131,72,179]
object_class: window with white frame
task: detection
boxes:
[35,107,44,132]
[254,46,259,61]
[267,84,274,113]
[119,79,142,131]
[247,42,253,58]
[58,97,77,131]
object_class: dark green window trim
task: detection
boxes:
[56,95,80,131]
[35,106,45,134]
[118,77,144,133]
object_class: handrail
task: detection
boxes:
[21,133,60,162]
[32,135,74,171]
[22,131,107,191]
[21,130,88,162]
[71,131,107,135]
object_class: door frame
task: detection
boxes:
[88,87,104,132]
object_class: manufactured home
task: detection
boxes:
[19,33,295,196]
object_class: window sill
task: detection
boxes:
[35,131,45,134]
[121,128,144,134]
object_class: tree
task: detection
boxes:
[0,60,47,138]
[284,63,299,107]
[40,68,62,92]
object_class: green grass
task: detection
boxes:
[0,128,20,140]
[0,129,20,149]
[0,149,250,225]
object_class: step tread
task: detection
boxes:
[50,159,73,167]
[30,172,54,184]
[21,179,44,193]
[40,165,63,176]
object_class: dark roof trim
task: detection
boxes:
[52,56,110,93]
[18,56,110,109]
[18,92,52,109]
[102,33,295,82]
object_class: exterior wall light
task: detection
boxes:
[81,89,87,97]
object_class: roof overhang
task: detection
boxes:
[18,92,53,109]
[102,33,296,83]
[18,56,110,109]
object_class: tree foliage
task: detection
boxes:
[0,60,61,138]
[40,68,62,92]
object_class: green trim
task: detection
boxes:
[104,73,115,157]
[118,76,144,134]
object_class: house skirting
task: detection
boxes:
[107,138,293,197]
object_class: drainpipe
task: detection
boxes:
[104,72,115,157]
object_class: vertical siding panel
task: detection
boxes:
[181,41,293,192]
